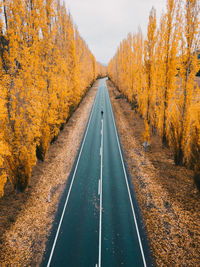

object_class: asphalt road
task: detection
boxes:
[41,78,153,267]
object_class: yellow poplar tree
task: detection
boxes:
[161,0,181,145]
[134,29,144,115]
[177,0,200,165]
[144,7,157,123]
[0,0,43,191]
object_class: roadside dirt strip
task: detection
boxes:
[107,79,200,266]
[0,81,99,266]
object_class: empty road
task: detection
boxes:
[41,78,153,267]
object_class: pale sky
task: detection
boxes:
[65,0,165,65]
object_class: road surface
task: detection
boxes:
[41,78,153,267]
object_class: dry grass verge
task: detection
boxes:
[107,79,200,266]
[0,80,99,266]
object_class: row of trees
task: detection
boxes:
[0,0,102,196]
[108,0,200,180]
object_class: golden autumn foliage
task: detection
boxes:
[143,120,150,143]
[144,7,157,124]
[108,0,200,183]
[0,0,101,195]
[96,62,107,78]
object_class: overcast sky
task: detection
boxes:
[65,0,165,65]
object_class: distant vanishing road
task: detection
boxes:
[41,78,153,267]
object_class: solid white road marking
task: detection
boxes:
[98,118,103,267]
[46,89,99,267]
[107,86,147,267]
[98,179,100,195]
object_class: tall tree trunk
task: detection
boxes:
[3,0,8,31]
[162,85,168,145]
